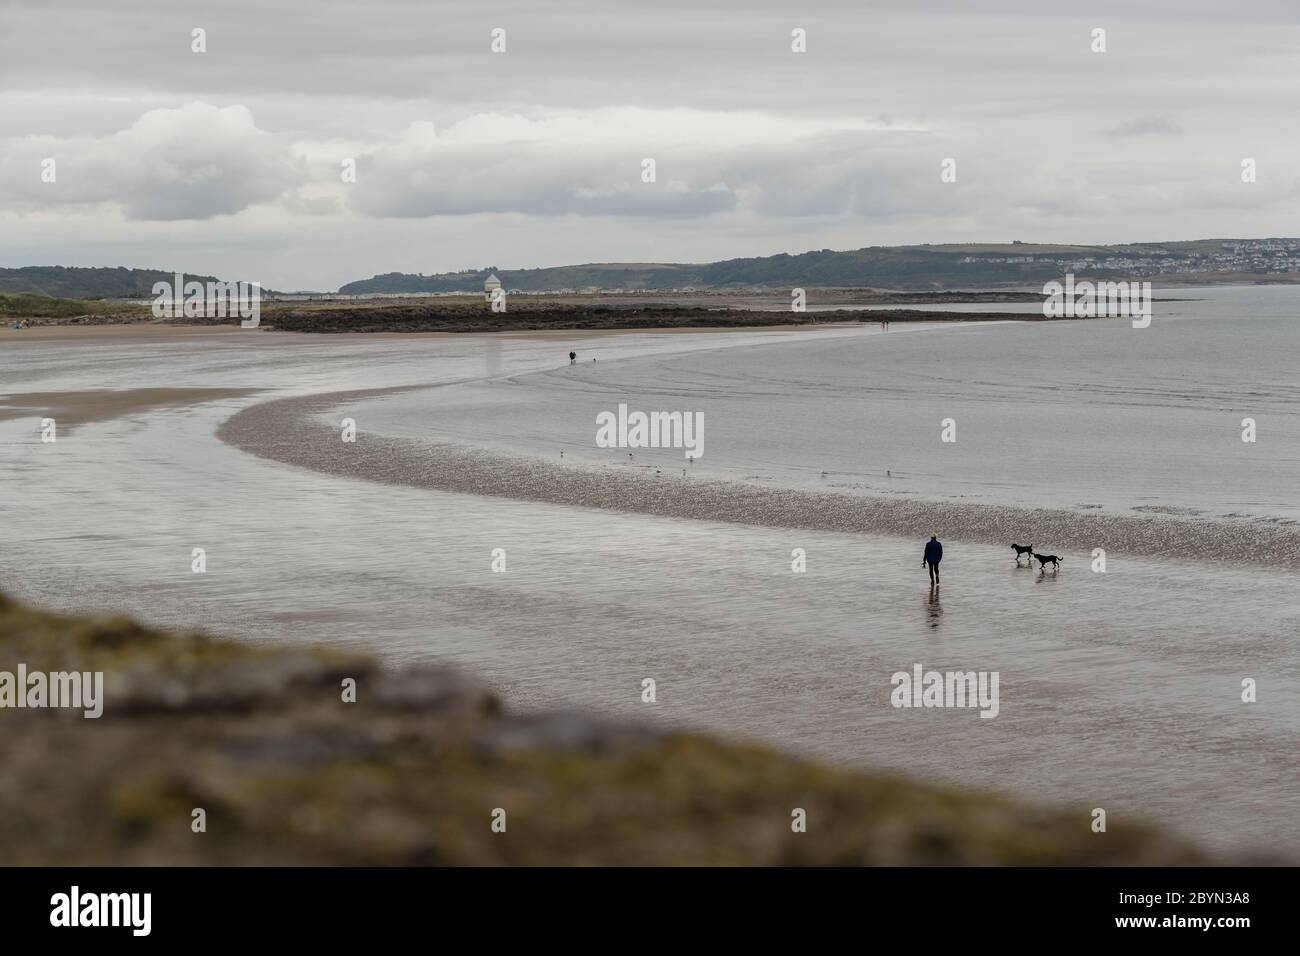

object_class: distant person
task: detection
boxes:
[922,534,943,586]
[569,350,576,365]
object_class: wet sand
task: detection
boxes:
[5,311,1296,858]
[0,324,243,344]
[0,387,261,429]
[0,319,868,344]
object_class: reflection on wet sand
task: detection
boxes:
[926,587,943,629]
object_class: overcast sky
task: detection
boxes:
[2,0,1298,290]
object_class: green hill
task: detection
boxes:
[339,238,1300,293]
[0,292,147,319]
[0,266,235,299]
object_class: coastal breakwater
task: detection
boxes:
[5,300,1034,332]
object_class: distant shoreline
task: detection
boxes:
[245,304,1042,334]
[2,301,1067,336]
[0,277,1217,335]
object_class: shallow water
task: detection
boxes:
[1,291,1297,857]
[357,286,1300,523]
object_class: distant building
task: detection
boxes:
[484,273,502,302]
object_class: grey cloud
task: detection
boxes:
[1105,115,1184,140]
[2,0,1299,289]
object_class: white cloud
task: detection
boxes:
[0,103,304,220]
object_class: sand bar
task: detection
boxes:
[218,385,1300,568]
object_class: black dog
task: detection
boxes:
[1035,553,1063,572]
[1011,543,1034,565]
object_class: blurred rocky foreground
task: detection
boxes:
[0,592,1210,866]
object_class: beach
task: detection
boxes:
[2,288,1297,859]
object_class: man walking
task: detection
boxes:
[922,534,943,586]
